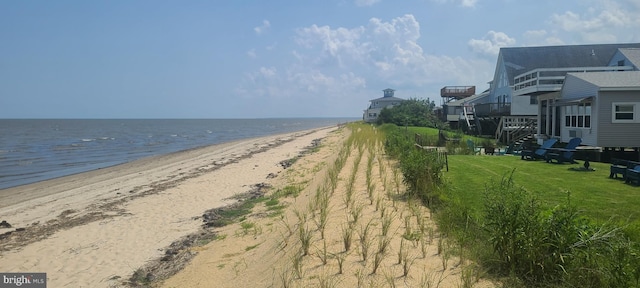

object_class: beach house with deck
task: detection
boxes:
[363,88,405,123]
[473,43,640,146]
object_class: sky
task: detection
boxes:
[1,0,640,119]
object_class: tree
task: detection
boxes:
[376,98,439,127]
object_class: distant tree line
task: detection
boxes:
[376,98,440,128]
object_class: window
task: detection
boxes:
[565,103,591,128]
[612,103,637,122]
[530,95,538,105]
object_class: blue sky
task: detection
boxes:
[2,0,639,118]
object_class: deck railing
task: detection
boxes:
[440,86,475,98]
[513,66,634,96]
[473,103,511,117]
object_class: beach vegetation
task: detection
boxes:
[265,198,279,206]
[298,222,313,256]
[341,223,354,252]
[245,243,261,251]
[237,221,261,237]
[376,98,439,128]
[383,268,397,288]
[273,184,303,198]
[379,123,640,287]
[332,251,347,274]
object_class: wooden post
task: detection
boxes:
[445,152,449,172]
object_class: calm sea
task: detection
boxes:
[0,118,355,189]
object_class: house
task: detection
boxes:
[551,71,640,149]
[480,43,640,143]
[439,88,490,130]
[608,48,640,69]
[363,88,404,123]
[537,47,640,145]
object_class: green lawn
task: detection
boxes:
[443,154,640,237]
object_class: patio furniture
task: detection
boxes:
[505,143,523,155]
[625,165,640,185]
[521,138,558,160]
[466,139,482,155]
[609,159,640,179]
[545,138,582,164]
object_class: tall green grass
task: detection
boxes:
[380,123,640,287]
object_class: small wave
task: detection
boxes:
[81,138,95,142]
[52,145,83,151]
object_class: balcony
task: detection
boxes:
[474,103,511,117]
[513,66,634,96]
[440,86,475,100]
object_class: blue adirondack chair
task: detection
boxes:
[625,165,640,185]
[466,139,482,155]
[521,138,558,160]
[545,138,582,164]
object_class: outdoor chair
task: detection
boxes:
[466,139,482,155]
[521,138,557,160]
[609,159,640,179]
[545,138,582,164]
[625,165,640,186]
[505,143,523,155]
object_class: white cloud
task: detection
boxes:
[523,29,547,39]
[237,14,493,115]
[355,0,380,7]
[254,20,271,35]
[460,0,478,8]
[548,0,640,43]
[247,49,257,58]
[468,31,516,57]
[259,67,277,78]
[430,0,478,8]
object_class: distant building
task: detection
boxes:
[363,88,405,123]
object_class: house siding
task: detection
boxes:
[561,75,599,99]
[597,91,640,147]
[559,75,599,144]
[510,94,537,115]
[608,51,629,68]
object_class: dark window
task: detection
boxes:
[614,104,634,120]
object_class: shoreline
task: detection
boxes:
[0,126,339,287]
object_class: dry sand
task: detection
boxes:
[160,126,496,288]
[0,126,338,287]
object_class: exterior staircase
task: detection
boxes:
[495,116,537,145]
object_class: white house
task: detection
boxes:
[363,88,404,123]
[553,71,640,148]
[483,43,640,143]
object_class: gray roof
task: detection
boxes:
[369,96,404,102]
[499,43,640,85]
[567,71,640,89]
[619,48,640,69]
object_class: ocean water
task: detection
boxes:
[0,118,355,190]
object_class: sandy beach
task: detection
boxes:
[1,124,496,287]
[0,126,337,287]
